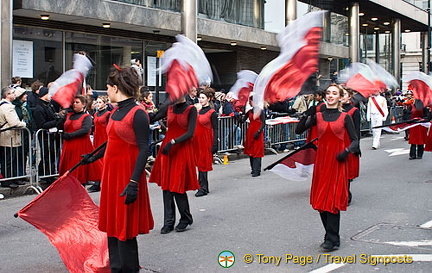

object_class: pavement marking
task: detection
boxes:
[308,263,345,273]
[420,220,432,229]
[384,148,410,156]
[383,240,432,247]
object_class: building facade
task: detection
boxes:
[1,0,429,99]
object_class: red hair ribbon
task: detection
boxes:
[113,64,121,71]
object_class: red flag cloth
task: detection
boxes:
[50,70,84,108]
[409,80,432,107]
[379,120,430,133]
[165,59,198,102]
[17,173,110,273]
[264,141,317,181]
[344,73,379,98]
[264,27,322,103]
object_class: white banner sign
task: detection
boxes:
[147,56,157,86]
[12,40,34,78]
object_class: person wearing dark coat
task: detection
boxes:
[32,87,62,183]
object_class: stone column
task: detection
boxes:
[285,0,297,25]
[1,0,13,87]
[422,32,428,72]
[375,31,380,63]
[392,18,401,85]
[181,0,197,42]
[349,2,360,63]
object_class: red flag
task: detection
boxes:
[160,34,212,102]
[230,70,258,107]
[17,174,110,273]
[264,140,317,181]
[405,72,432,106]
[344,73,379,98]
[373,118,431,133]
[253,11,325,113]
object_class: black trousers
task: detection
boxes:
[319,211,340,245]
[198,171,209,193]
[162,190,193,227]
[249,156,261,176]
[409,144,424,158]
[107,236,139,273]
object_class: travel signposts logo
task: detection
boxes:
[218,250,235,268]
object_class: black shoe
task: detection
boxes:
[409,156,416,160]
[252,173,260,177]
[160,225,174,234]
[195,190,207,197]
[15,180,26,185]
[87,184,101,193]
[321,241,340,251]
[175,222,191,232]
[417,156,422,159]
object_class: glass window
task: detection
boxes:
[12,26,63,88]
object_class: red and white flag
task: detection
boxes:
[339,62,385,98]
[230,70,258,107]
[49,54,92,108]
[404,72,432,107]
[264,140,317,181]
[253,11,325,114]
[373,118,431,133]
[16,173,110,273]
[159,34,213,102]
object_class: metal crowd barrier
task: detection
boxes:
[265,121,307,154]
[0,127,42,194]
[34,129,62,188]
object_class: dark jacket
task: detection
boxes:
[33,99,59,130]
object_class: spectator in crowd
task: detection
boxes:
[194,88,218,197]
[139,89,161,159]
[292,95,308,114]
[220,92,242,150]
[10,76,22,88]
[32,87,62,184]
[27,80,43,111]
[185,86,199,105]
[213,91,225,113]
[12,87,35,177]
[0,86,27,188]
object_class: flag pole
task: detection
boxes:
[264,138,317,171]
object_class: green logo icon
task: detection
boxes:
[218,250,235,268]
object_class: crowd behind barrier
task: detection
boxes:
[0,106,408,195]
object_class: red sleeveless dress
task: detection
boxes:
[310,111,349,214]
[244,110,264,158]
[59,113,102,184]
[93,109,110,148]
[149,105,199,193]
[345,107,360,180]
[408,105,427,145]
[98,106,154,241]
[195,109,215,172]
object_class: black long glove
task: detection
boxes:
[211,144,218,154]
[120,181,138,205]
[162,142,173,155]
[63,133,72,140]
[253,131,261,140]
[336,150,349,162]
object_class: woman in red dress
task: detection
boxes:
[341,87,361,205]
[194,88,218,197]
[407,100,428,159]
[149,96,199,234]
[59,95,102,185]
[241,96,265,177]
[83,66,154,272]
[87,95,110,193]
[296,84,359,251]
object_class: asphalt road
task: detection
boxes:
[0,133,431,273]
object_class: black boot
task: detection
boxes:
[348,179,352,205]
[251,157,261,177]
[249,156,254,174]
[87,181,101,193]
[161,190,175,234]
[409,144,417,159]
[195,171,209,197]
[321,212,340,251]
[417,145,424,159]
